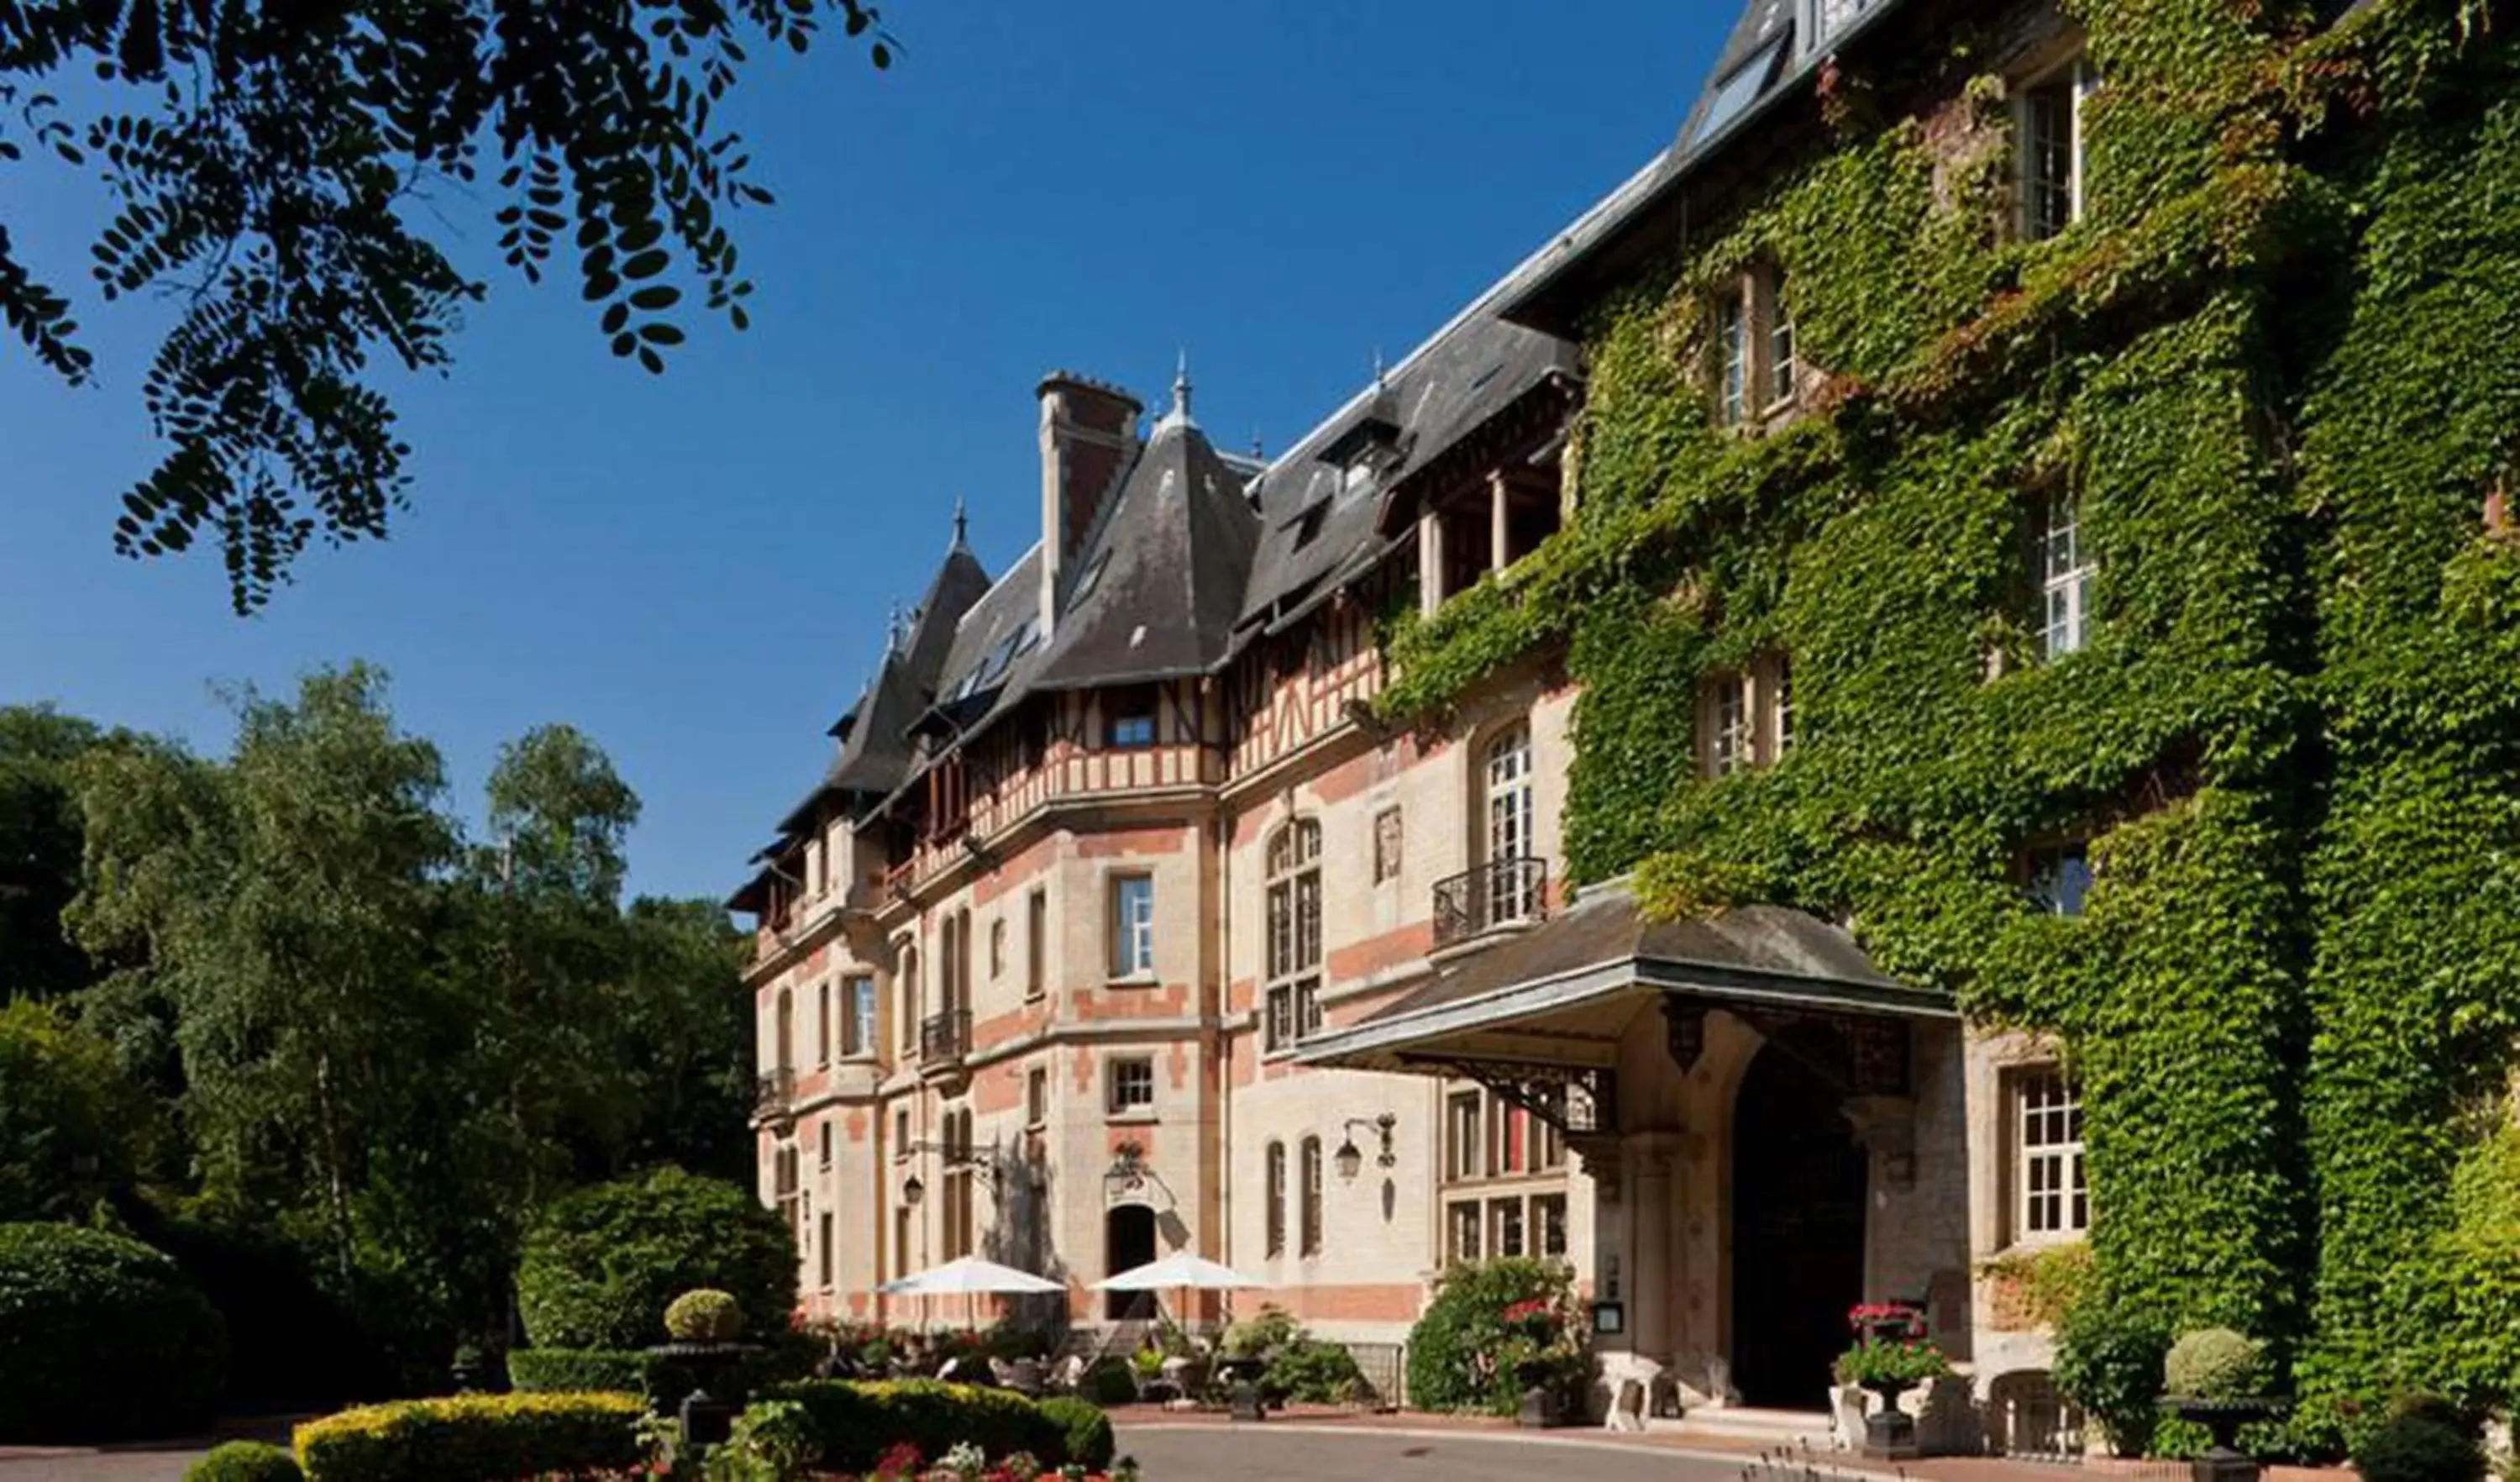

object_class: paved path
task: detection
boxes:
[1113,1422,1782,1482]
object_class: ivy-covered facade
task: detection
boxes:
[1327,0,2520,1449]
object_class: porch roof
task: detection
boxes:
[1294,882,1957,1075]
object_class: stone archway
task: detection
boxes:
[1104,1203,1157,1321]
[1728,1026,1867,1410]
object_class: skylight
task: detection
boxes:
[1693,36,1786,147]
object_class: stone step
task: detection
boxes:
[1654,1405,1845,1452]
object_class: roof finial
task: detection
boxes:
[1251,428,1264,459]
[886,599,905,654]
[1173,349,1193,421]
[1371,344,1387,391]
[950,495,969,551]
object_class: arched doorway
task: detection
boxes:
[1104,1205,1156,1321]
[1730,1027,1867,1410]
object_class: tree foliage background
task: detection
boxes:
[0,0,891,611]
[0,670,755,1392]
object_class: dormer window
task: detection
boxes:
[1803,0,1880,54]
[1106,686,1158,749]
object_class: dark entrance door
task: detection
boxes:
[1104,1205,1156,1321]
[1730,1029,1868,1410]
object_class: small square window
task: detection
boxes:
[2027,843,2092,917]
[1106,686,1159,749]
[1106,1057,1155,1115]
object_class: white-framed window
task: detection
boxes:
[1299,1136,1324,1258]
[843,975,878,1058]
[2017,55,2097,243]
[2036,486,2092,660]
[1445,1090,1483,1182]
[1484,723,1539,921]
[1265,1141,1287,1258]
[1767,653,1795,758]
[1702,670,1752,778]
[1264,819,1324,1051]
[2015,1068,2089,1240]
[1108,874,1155,979]
[1716,286,1752,426]
[1768,291,1798,409]
[1106,1055,1155,1115]
[1446,1201,1482,1264]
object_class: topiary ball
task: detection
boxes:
[2355,1412,2486,1482]
[183,1440,304,1482]
[2163,1327,2263,1400]
[0,1222,228,1442]
[664,1287,746,1343]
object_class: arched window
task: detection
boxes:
[774,988,795,1075]
[1299,1136,1324,1258]
[1263,819,1323,1050]
[1483,723,1538,922]
[1264,1141,1287,1258]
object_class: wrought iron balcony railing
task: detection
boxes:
[920,1008,973,1066]
[755,1067,796,1117]
[1431,855,1550,948]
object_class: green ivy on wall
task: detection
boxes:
[1376,0,2520,1449]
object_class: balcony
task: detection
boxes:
[919,1008,972,1072]
[755,1067,797,1120]
[1432,856,1551,949]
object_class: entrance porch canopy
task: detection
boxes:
[1294,882,1956,1093]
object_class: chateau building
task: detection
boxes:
[737,0,2520,1452]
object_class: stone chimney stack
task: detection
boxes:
[1035,371,1141,637]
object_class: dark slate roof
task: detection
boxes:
[1236,307,1580,641]
[919,541,1048,738]
[1028,413,1260,691]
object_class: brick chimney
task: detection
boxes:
[1036,371,1141,636]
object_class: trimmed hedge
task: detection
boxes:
[504,1347,653,1395]
[1037,1396,1116,1470]
[0,1222,228,1442]
[515,1166,794,1351]
[292,1392,643,1482]
[2354,1411,2486,1482]
[762,1380,1068,1472]
[183,1441,303,1482]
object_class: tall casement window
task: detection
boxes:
[1484,723,1538,921]
[989,918,1006,980]
[1106,1055,1155,1115]
[895,942,919,1055]
[774,1141,801,1243]
[1026,1067,1049,1127]
[1265,1141,1288,1258]
[818,1210,833,1287]
[818,1120,833,1170]
[1711,265,1798,426]
[893,1202,912,1280]
[1264,819,1324,1051]
[2018,54,2097,242]
[774,989,795,1076]
[1446,1201,1482,1264]
[1445,1090,1482,1181]
[1698,652,1795,778]
[941,1107,976,1260]
[816,980,832,1067]
[2035,486,2092,660]
[1026,889,1047,1000]
[1299,1136,1325,1258]
[2014,1068,2089,1239]
[843,975,877,1058]
[1108,874,1156,979]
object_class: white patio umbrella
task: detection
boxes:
[880,1254,1066,1338]
[1094,1250,1263,1334]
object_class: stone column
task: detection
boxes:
[1629,1132,1683,1361]
[1419,513,1447,618]
[1489,468,1512,574]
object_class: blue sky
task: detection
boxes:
[0,4,1725,902]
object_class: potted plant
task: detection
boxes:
[1835,1304,1950,1459]
[1497,1296,1584,1427]
[2157,1327,2280,1482]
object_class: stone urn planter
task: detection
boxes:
[648,1341,755,1450]
[1516,1358,1566,1429]
[2162,1397,2283,1482]
[1861,1378,1920,1460]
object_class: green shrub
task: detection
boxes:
[515,1166,795,1350]
[1079,1355,1139,1406]
[2165,1327,2265,1400]
[0,1001,152,1223]
[2055,1306,2170,1458]
[1263,1337,1365,1406]
[183,1441,304,1482]
[666,1287,746,1343]
[2354,1411,2486,1482]
[292,1392,643,1482]
[505,1347,654,1395]
[1220,1304,1299,1358]
[1404,1257,1575,1415]
[1037,1396,1115,1470]
[707,1398,819,1482]
[760,1380,1066,1472]
[0,1222,228,1442]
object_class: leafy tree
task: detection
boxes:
[0,705,105,1000]
[0,1,895,612]
[0,999,152,1220]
